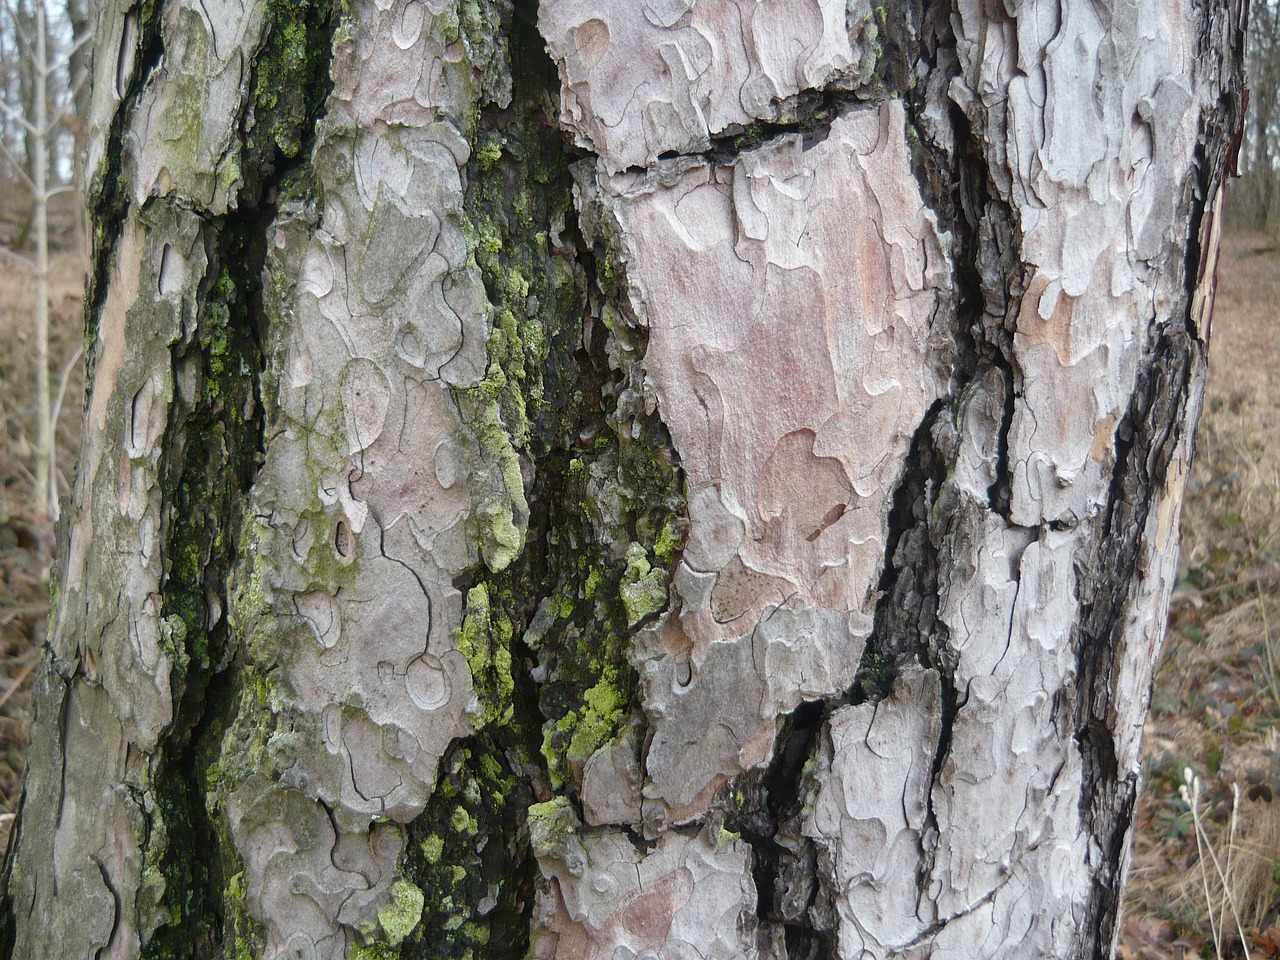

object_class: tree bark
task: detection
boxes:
[0,1,1247,959]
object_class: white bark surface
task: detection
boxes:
[529,799,759,959]
[223,4,511,956]
[573,103,950,829]
[541,0,876,172]
[527,1,1238,957]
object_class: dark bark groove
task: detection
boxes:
[139,7,338,953]
[1070,2,1247,954]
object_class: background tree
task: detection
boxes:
[0,0,90,518]
[0,1,1246,959]
[1233,0,1280,233]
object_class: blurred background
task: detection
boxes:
[1,1,1279,956]
[0,0,88,860]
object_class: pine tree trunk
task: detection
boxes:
[0,1,1247,959]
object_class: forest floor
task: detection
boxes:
[0,227,1275,953]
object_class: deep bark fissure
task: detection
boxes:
[1072,326,1201,958]
[858,396,950,699]
[700,6,1036,944]
[819,4,1037,941]
[1070,5,1246,951]
[82,4,166,381]
[137,3,336,954]
[848,0,1026,694]
[702,89,869,166]
[596,23,924,180]
[1070,283,1210,954]
[402,730,538,960]
[941,100,1022,518]
[398,5,689,953]
[731,699,832,954]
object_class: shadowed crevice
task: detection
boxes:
[138,1,337,955]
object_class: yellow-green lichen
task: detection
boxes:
[620,541,668,627]
[527,795,574,827]
[468,395,528,574]
[377,879,425,946]
[454,73,582,577]
[420,835,444,863]
[654,516,685,565]
[404,734,525,958]
[157,615,191,679]
[541,669,627,790]
[349,946,399,960]
[450,805,478,835]
[567,678,624,764]
[217,154,242,201]
[526,796,580,860]
[225,871,259,960]
[454,585,515,727]
[474,139,502,169]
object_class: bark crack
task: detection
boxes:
[1068,9,1245,951]
[137,2,338,954]
[81,8,166,383]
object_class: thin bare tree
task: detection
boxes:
[0,0,89,519]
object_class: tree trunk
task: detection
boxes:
[0,1,1247,959]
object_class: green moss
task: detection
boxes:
[540,671,627,790]
[249,0,333,160]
